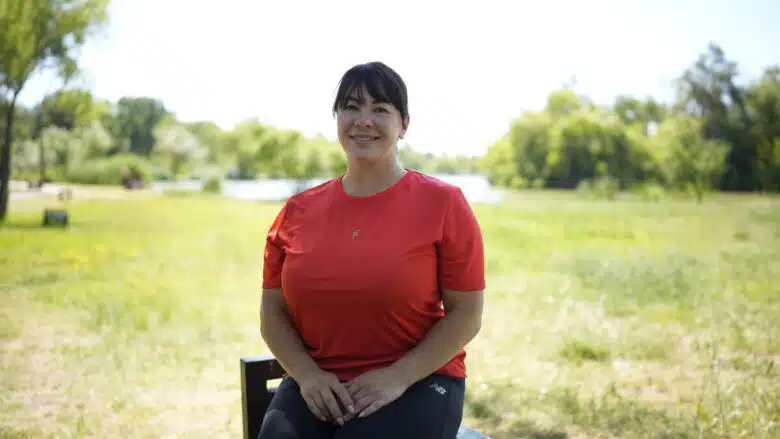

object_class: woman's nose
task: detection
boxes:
[355,113,374,127]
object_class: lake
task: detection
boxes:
[151,174,504,204]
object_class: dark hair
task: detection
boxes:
[332,62,409,125]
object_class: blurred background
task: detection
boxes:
[1,1,778,438]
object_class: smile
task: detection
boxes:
[350,135,380,142]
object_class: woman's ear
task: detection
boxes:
[400,117,410,139]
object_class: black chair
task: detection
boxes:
[240,355,491,438]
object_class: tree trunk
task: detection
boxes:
[38,136,46,185]
[0,91,18,223]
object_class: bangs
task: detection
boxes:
[337,74,393,106]
[332,62,408,119]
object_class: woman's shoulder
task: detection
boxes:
[272,178,341,226]
[286,177,341,205]
[404,170,470,204]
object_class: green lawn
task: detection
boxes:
[1,189,778,438]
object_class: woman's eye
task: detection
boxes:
[344,105,358,110]
[374,107,389,113]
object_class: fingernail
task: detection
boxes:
[337,418,343,425]
[348,405,355,413]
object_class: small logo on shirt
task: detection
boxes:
[352,229,360,239]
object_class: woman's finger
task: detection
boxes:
[358,399,386,418]
[304,393,328,422]
[331,382,355,415]
[319,387,345,424]
[351,394,374,417]
[346,381,368,401]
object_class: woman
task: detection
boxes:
[259,61,485,439]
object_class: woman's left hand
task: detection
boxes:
[343,367,411,421]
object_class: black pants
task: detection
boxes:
[258,373,465,439]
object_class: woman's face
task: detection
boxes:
[336,85,408,165]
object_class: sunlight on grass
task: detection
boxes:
[2,191,779,438]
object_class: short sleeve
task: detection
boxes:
[437,187,486,291]
[263,201,290,289]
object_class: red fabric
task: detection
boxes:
[263,170,485,381]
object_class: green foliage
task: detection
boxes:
[153,123,207,177]
[399,145,480,175]
[149,163,174,182]
[577,176,620,200]
[747,69,780,191]
[202,175,222,194]
[0,0,108,91]
[113,97,169,156]
[66,154,152,185]
[654,116,730,201]
[482,44,780,198]
[481,135,524,188]
[35,89,109,131]
[0,0,110,221]
[483,93,654,193]
[632,181,667,202]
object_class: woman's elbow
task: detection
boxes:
[467,313,482,340]
[259,312,271,341]
[259,309,270,342]
[451,304,482,342]
[259,304,282,339]
[442,289,483,339]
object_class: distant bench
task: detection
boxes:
[239,355,491,439]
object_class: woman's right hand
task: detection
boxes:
[297,369,355,425]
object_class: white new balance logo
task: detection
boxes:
[428,382,447,395]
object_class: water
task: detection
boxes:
[151,174,504,204]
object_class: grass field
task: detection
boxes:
[1,188,778,438]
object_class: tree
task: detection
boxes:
[0,0,110,222]
[153,123,207,177]
[36,88,107,131]
[114,97,169,156]
[75,119,113,160]
[675,43,753,191]
[33,89,108,181]
[655,116,730,202]
[185,121,226,166]
[39,125,78,171]
[745,67,780,191]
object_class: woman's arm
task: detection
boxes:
[259,287,321,379]
[260,288,355,424]
[343,289,483,419]
[389,288,483,386]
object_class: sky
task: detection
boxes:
[18,0,780,157]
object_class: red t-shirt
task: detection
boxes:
[262,170,485,382]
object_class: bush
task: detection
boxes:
[11,165,73,185]
[150,164,174,182]
[577,176,619,200]
[576,179,593,196]
[202,175,222,194]
[634,182,666,202]
[66,155,153,186]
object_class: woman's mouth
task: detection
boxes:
[350,135,380,143]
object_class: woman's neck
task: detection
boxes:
[342,159,407,197]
